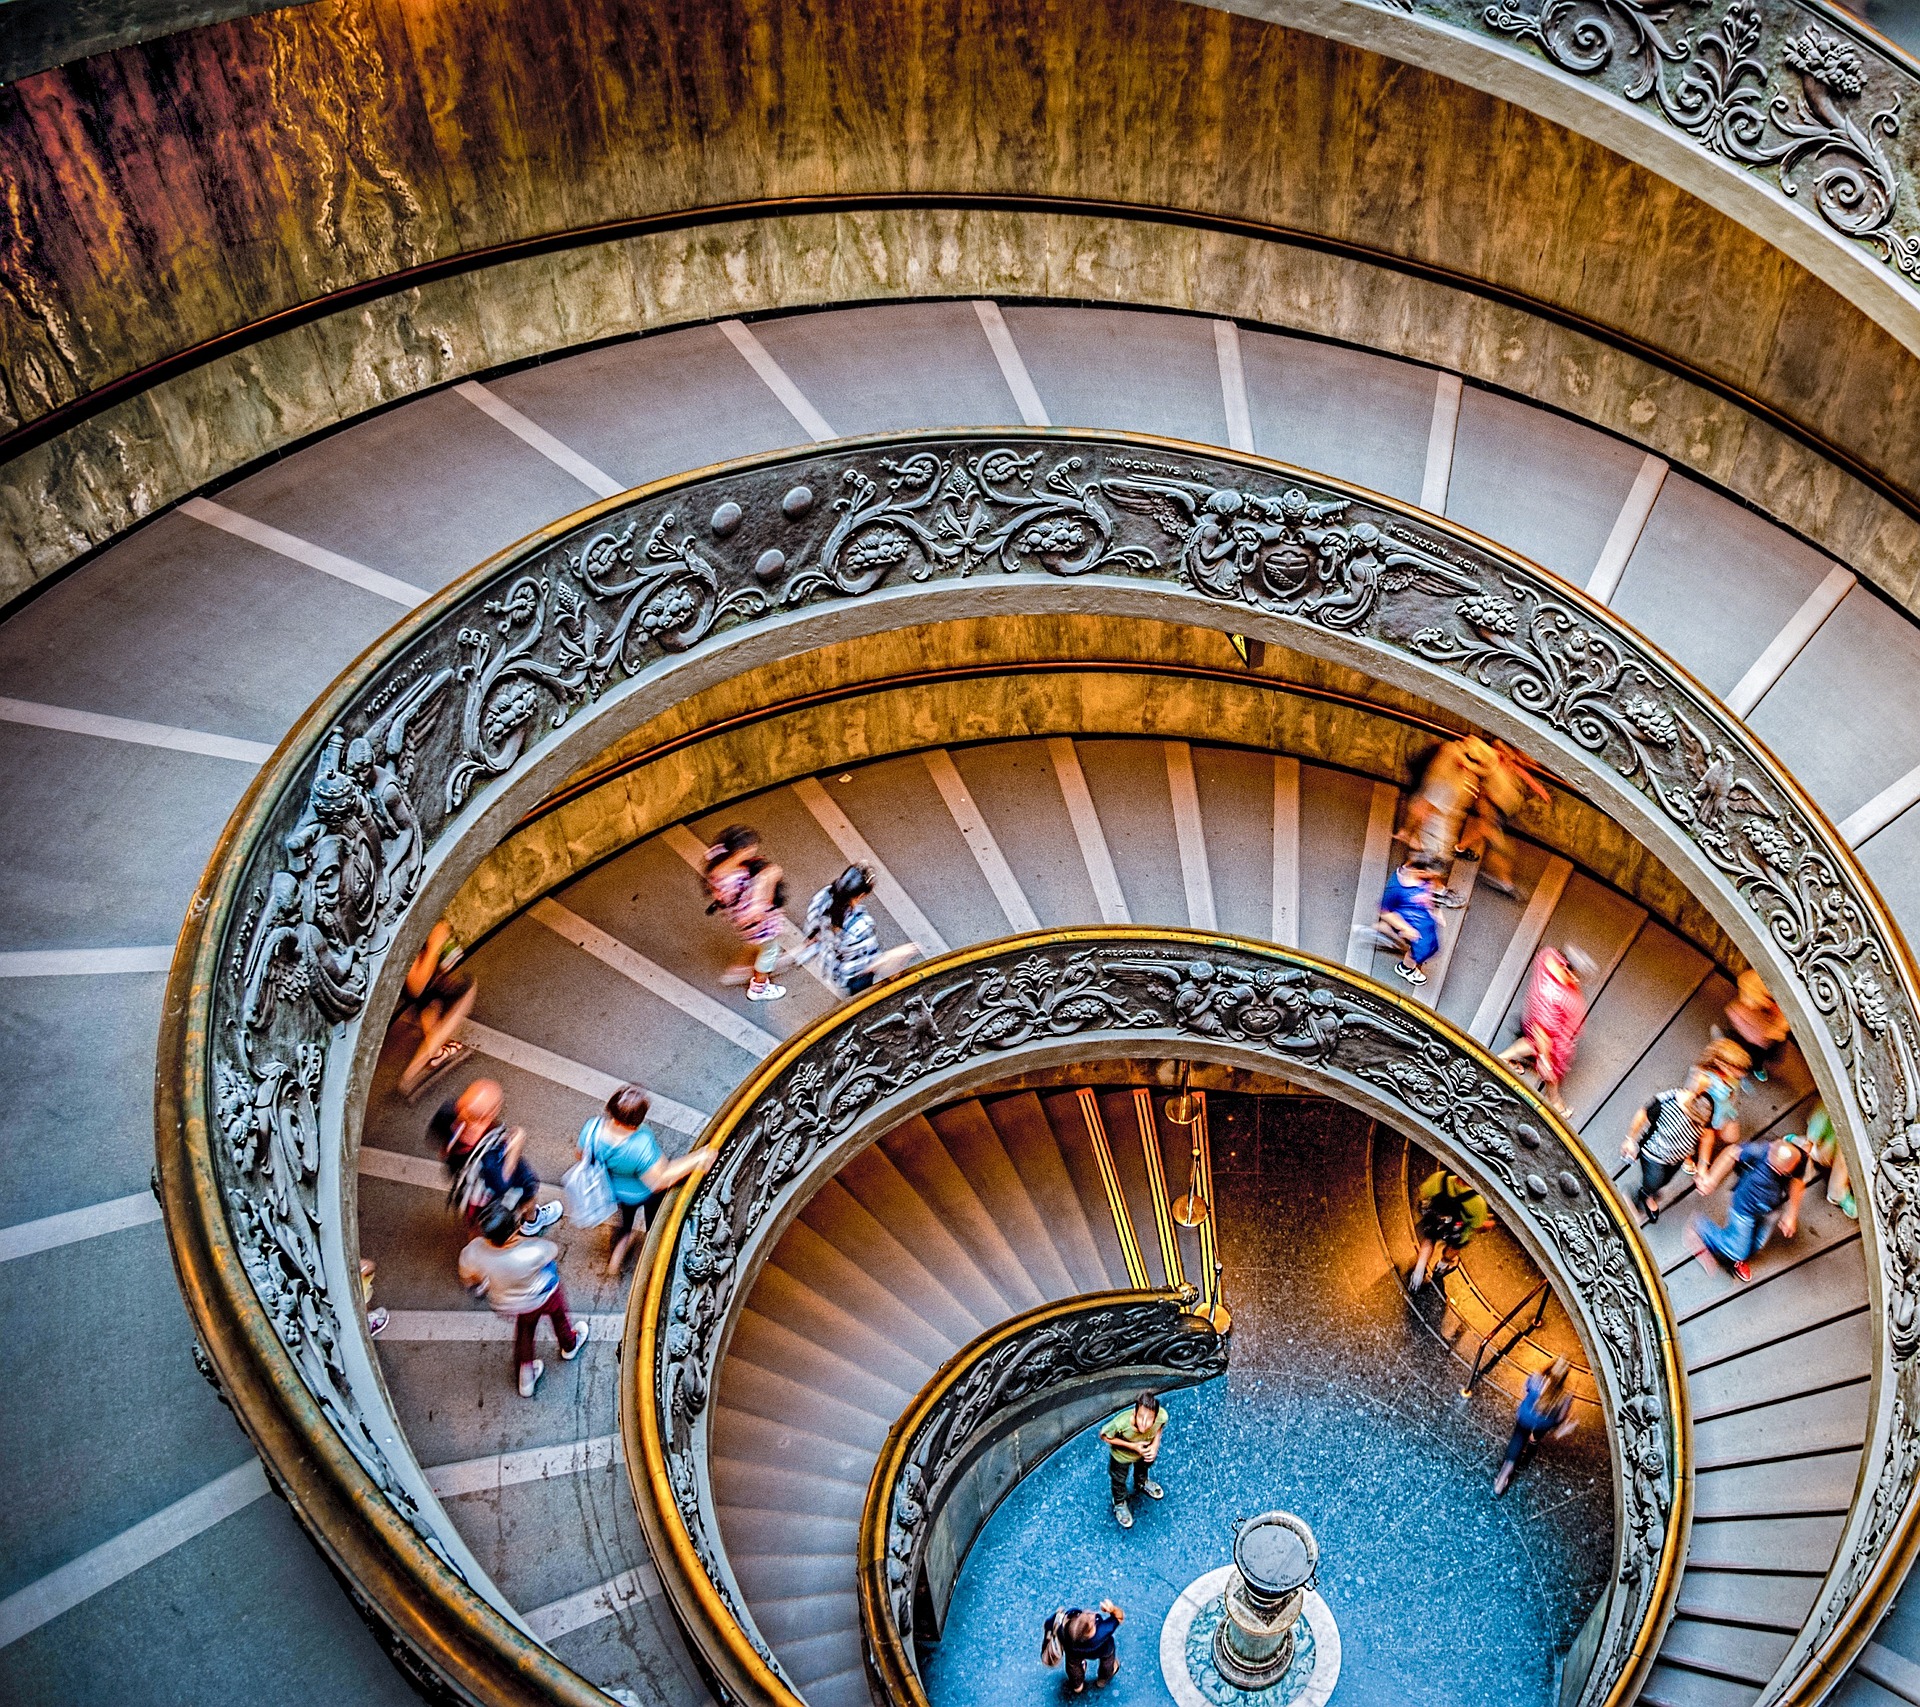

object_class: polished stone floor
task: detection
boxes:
[923,1099,1612,1707]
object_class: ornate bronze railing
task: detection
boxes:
[158,427,1920,1706]
[858,1287,1229,1707]
[621,927,1688,1707]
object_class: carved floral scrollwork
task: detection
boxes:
[877,1296,1228,1647]
[1457,0,1920,280]
[649,937,1677,1704]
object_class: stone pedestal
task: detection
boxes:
[1211,1513,1319,1690]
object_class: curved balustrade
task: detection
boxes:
[858,1287,1230,1707]
[622,927,1686,1707]
[1368,0,1920,297]
[156,427,1920,1707]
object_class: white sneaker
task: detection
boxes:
[525,1200,563,1233]
[518,1359,545,1398]
[367,1307,389,1338]
[561,1319,591,1361]
[746,982,787,1002]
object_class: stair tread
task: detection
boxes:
[1689,1311,1872,1414]
[710,1409,880,1487]
[1658,1615,1792,1686]
[728,1306,920,1418]
[1693,1449,1862,1519]
[798,1178,992,1344]
[763,1221,965,1367]
[872,1114,1052,1312]
[1693,1381,1869,1468]
[983,1090,1111,1294]
[717,1357,893,1448]
[747,1260,942,1389]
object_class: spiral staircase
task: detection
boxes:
[12,3,1920,1705]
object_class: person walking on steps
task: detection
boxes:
[1100,1391,1167,1529]
[1621,1069,1718,1224]
[396,919,477,1100]
[800,864,920,997]
[1410,1167,1490,1290]
[1402,736,1490,872]
[1684,1038,1750,1181]
[1497,943,1596,1116]
[1794,1103,1856,1222]
[1689,1138,1806,1283]
[1493,1358,1576,1497]
[1375,854,1452,987]
[1454,739,1550,897]
[1042,1602,1126,1694]
[703,825,788,1002]
[440,1078,562,1233]
[458,1200,590,1397]
[1724,968,1791,1085]
[577,1084,719,1277]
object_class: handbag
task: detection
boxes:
[563,1133,617,1229]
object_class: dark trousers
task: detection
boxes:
[1064,1642,1118,1688]
[512,1282,577,1369]
[1638,1154,1683,1203]
[1500,1420,1540,1476]
[614,1193,660,1239]
[1109,1453,1153,1503]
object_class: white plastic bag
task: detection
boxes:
[562,1157,616,1229]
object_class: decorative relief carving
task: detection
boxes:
[650,940,1677,1704]
[878,1295,1228,1647]
[187,431,1917,1695]
[1439,0,1920,282]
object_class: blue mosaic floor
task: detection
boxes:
[923,1100,1611,1707]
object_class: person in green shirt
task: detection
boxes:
[1099,1391,1167,1529]
[1410,1168,1491,1291]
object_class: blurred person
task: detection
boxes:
[801,864,920,997]
[359,1256,387,1339]
[1041,1602,1126,1695]
[1455,740,1550,897]
[396,919,476,1100]
[1686,1038,1751,1179]
[1410,1167,1490,1290]
[704,825,788,1002]
[1493,1358,1576,1497]
[458,1200,588,1398]
[1401,736,1491,869]
[1792,1103,1855,1222]
[1689,1137,1806,1283]
[1621,1069,1720,1224]
[1376,854,1450,987]
[1497,944,1596,1116]
[1724,969,1790,1084]
[1099,1390,1168,1529]
[576,1084,719,1277]
[442,1078,561,1233]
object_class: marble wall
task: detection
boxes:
[3,0,1919,605]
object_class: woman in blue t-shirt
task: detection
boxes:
[577,1084,718,1276]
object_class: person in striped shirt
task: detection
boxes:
[801,865,918,997]
[1620,1050,1740,1223]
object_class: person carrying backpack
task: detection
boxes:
[438,1078,561,1233]
[800,865,920,997]
[704,825,789,1003]
[1410,1167,1489,1290]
